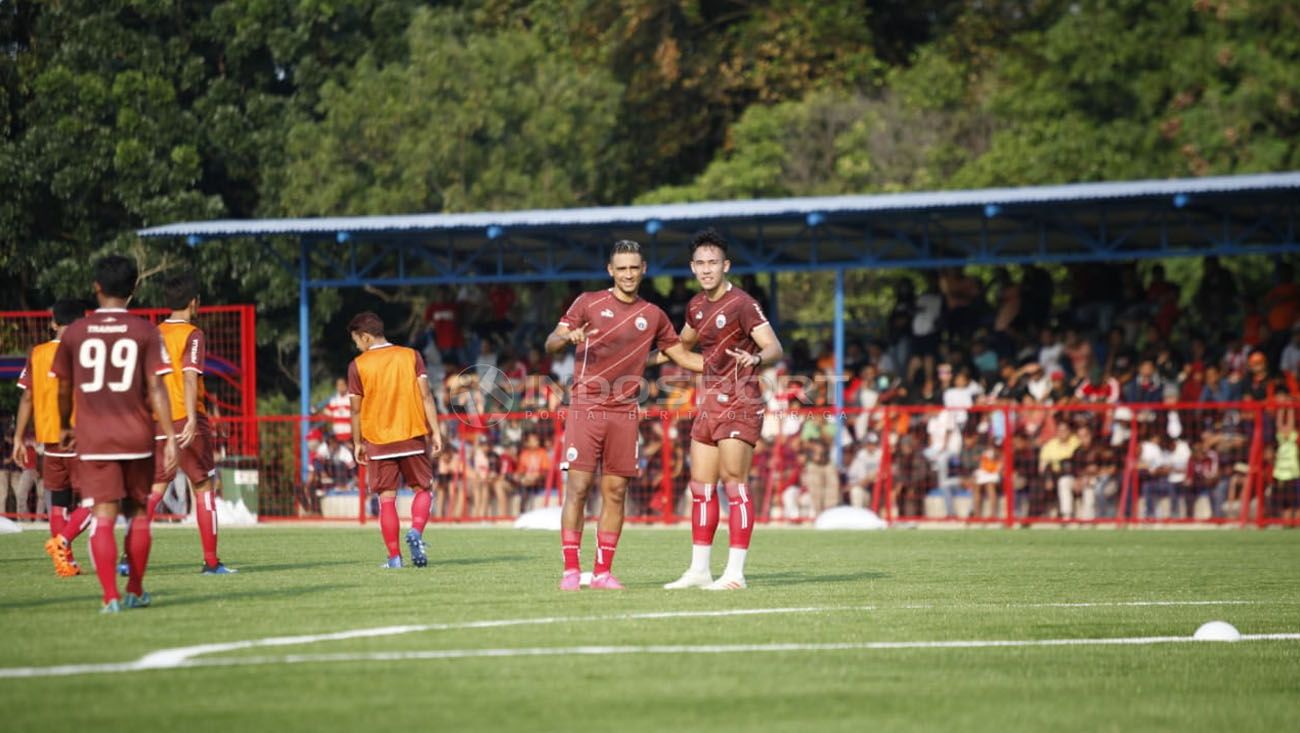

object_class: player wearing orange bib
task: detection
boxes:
[657,229,784,590]
[347,311,444,568]
[145,273,235,574]
[16,300,93,576]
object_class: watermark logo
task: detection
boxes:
[449,364,517,427]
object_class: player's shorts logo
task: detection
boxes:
[566,446,579,462]
[634,316,648,331]
[715,313,727,329]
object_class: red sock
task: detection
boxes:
[89,516,119,604]
[593,530,620,576]
[411,490,432,534]
[60,506,92,543]
[561,529,581,573]
[379,496,401,558]
[126,516,151,595]
[725,482,754,549]
[49,501,66,537]
[146,492,164,522]
[689,481,719,546]
[195,490,220,567]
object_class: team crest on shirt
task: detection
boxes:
[566,446,579,462]
[600,308,614,318]
[715,313,727,329]
[634,316,648,331]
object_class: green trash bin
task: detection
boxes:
[215,456,259,519]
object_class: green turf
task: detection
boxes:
[1,525,1298,732]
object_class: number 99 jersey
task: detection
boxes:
[51,308,172,460]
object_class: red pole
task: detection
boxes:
[1001,405,1015,528]
[1250,406,1266,528]
[241,304,259,453]
[658,411,673,523]
[872,409,891,516]
[1118,413,1139,525]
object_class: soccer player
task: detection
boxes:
[660,228,784,590]
[16,299,93,576]
[544,240,702,591]
[346,311,444,568]
[145,273,236,574]
[47,256,178,613]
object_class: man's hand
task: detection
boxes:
[11,439,26,467]
[179,417,198,449]
[726,348,760,368]
[428,430,443,457]
[354,441,368,465]
[163,436,179,476]
[568,327,598,344]
[57,429,75,453]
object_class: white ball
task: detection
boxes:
[1193,621,1241,642]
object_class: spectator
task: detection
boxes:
[845,434,882,509]
[319,378,353,445]
[425,286,466,364]
[1040,424,1082,519]
[1199,364,1240,403]
[517,432,554,511]
[1188,435,1227,519]
[1139,431,1190,519]
[971,439,1003,519]
[1123,358,1163,404]
[799,439,842,517]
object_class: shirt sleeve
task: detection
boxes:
[739,294,769,333]
[346,361,363,397]
[17,353,33,391]
[412,350,428,380]
[558,293,586,329]
[50,337,73,382]
[182,330,205,373]
[148,327,173,376]
[654,307,681,352]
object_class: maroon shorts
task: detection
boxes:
[561,408,640,478]
[153,419,216,485]
[690,405,762,447]
[370,453,434,492]
[79,458,154,507]
[41,446,78,492]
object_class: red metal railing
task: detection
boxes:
[4,403,1297,527]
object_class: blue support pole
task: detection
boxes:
[832,268,845,468]
[298,239,311,485]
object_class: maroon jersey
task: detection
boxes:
[687,283,770,408]
[559,289,679,409]
[51,308,172,460]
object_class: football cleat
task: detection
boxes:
[380,555,403,569]
[100,599,122,614]
[559,570,582,591]
[405,529,428,568]
[123,591,152,609]
[703,575,747,591]
[44,536,78,577]
[663,569,713,590]
[589,573,625,590]
[201,563,238,575]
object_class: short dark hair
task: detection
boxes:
[689,228,728,259]
[610,239,642,262]
[51,299,85,327]
[348,311,385,336]
[163,272,199,311]
[94,256,138,298]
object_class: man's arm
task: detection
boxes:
[725,323,784,368]
[418,376,443,456]
[649,324,698,367]
[545,322,595,354]
[349,394,366,464]
[660,342,704,373]
[179,370,199,448]
[148,373,179,475]
[11,390,32,465]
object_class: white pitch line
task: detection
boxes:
[12,631,1300,681]
[0,600,1280,679]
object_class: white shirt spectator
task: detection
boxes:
[1139,439,1190,484]
[323,392,352,441]
[846,444,882,486]
[912,293,942,336]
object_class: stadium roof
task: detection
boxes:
[139,171,1300,286]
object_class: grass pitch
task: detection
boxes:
[1,525,1297,732]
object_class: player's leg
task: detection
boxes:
[120,457,157,608]
[707,437,757,590]
[589,473,630,590]
[560,469,595,589]
[370,457,404,567]
[664,437,721,589]
[403,455,435,568]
